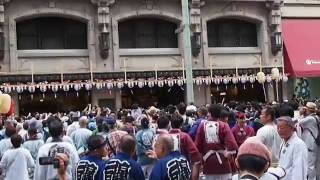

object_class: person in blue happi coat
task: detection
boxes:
[74,135,107,180]
[149,134,192,180]
[104,134,145,180]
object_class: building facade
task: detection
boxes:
[0,0,285,114]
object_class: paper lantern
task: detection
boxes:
[40,85,47,98]
[3,86,11,94]
[85,83,92,91]
[63,84,70,92]
[271,67,280,81]
[127,80,134,89]
[232,76,239,84]
[256,72,266,84]
[177,79,184,86]
[51,84,59,98]
[137,80,145,88]
[204,77,211,86]
[282,75,288,82]
[0,94,14,116]
[95,83,103,90]
[167,80,174,87]
[214,78,220,85]
[157,80,164,87]
[195,78,202,86]
[107,81,114,90]
[116,82,124,89]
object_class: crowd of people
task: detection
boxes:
[0,99,318,180]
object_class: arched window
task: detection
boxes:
[207,18,258,47]
[118,18,178,48]
[17,17,87,49]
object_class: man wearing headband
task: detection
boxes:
[75,135,108,179]
[277,116,308,180]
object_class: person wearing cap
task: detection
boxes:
[232,137,285,180]
[231,112,255,146]
[195,104,238,180]
[256,106,282,166]
[104,134,145,180]
[149,134,192,180]
[277,116,308,180]
[296,102,319,180]
[105,116,128,157]
[75,135,108,180]
[70,116,92,156]
[177,103,194,133]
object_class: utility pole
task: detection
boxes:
[181,0,195,104]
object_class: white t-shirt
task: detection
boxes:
[34,141,80,180]
[256,123,282,164]
[0,147,35,180]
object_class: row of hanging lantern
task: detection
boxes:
[0,70,288,99]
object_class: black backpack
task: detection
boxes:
[181,117,192,133]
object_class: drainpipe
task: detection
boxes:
[181,0,195,104]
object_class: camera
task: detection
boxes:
[39,157,60,169]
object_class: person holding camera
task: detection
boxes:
[0,134,34,180]
[34,116,79,180]
[74,135,108,180]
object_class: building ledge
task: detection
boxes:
[17,49,89,58]
[119,48,180,56]
[208,47,261,54]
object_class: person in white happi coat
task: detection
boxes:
[256,107,282,166]
[0,134,35,180]
[277,116,308,180]
[297,102,319,180]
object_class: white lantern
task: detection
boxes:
[117,82,124,89]
[28,85,36,100]
[282,75,289,82]
[127,80,134,89]
[177,79,184,86]
[3,86,11,94]
[157,80,164,87]
[74,83,81,97]
[232,77,239,84]
[204,77,211,86]
[249,75,256,88]
[40,85,47,98]
[148,81,155,88]
[167,80,174,87]
[107,81,114,90]
[195,78,202,86]
[137,80,145,88]
[256,72,266,84]
[214,78,220,85]
[16,86,24,94]
[223,77,229,85]
[85,83,92,91]
[266,75,272,83]
[63,84,70,92]
[240,76,247,84]
[95,83,103,90]
[51,84,59,98]
[271,67,280,81]
[28,85,36,93]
